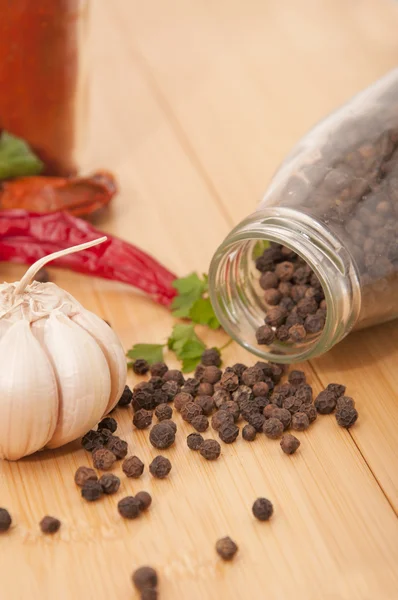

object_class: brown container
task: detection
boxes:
[0,0,89,175]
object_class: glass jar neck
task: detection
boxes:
[209,207,361,363]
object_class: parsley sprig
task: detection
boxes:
[126,273,228,372]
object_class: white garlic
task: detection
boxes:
[0,237,127,460]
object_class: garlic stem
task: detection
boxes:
[14,237,107,295]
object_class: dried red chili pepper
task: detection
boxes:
[0,171,116,218]
[0,210,176,306]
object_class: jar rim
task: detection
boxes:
[209,208,361,363]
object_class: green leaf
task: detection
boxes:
[0,131,44,180]
[189,297,220,329]
[126,343,164,365]
[171,273,207,318]
[252,240,270,260]
[179,338,206,359]
[167,323,195,352]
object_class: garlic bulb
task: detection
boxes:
[0,238,127,460]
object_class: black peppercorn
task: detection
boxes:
[191,414,209,432]
[336,396,355,409]
[218,422,239,444]
[265,306,287,327]
[304,313,325,334]
[152,389,169,406]
[232,385,253,406]
[296,297,318,318]
[288,370,306,387]
[181,378,200,396]
[215,536,238,561]
[263,418,284,439]
[81,429,102,452]
[99,473,121,494]
[264,287,283,306]
[252,382,270,397]
[74,466,98,487]
[289,323,307,342]
[163,369,185,386]
[230,363,248,380]
[241,366,265,387]
[154,404,173,421]
[219,400,240,422]
[211,410,234,431]
[201,366,222,384]
[314,389,337,414]
[132,359,150,375]
[133,408,153,430]
[174,392,193,412]
[326,383,347,399]
[252,497,274,521]
[123,456,145,478]
[197,382,214,396]
[150,362,168,377]
[187,432,204,450]
[136,491,152,511]
[161,380,180,401]
[97,417,118,433]
[0,508,12,532]
[291,411,310,431]
[149,455,172,479]
[148,376,164,390]
[336,406,358,428]
[40,516,61,534]
[265,406,291,430]
[201,348,222,367]
[161,419,177,433]
[242,424,257,441]
[106,436,128,459]
[301,403,317,423]
[260,271,279,290]
[295,383,313,405]
[132,390,156,412]
[275,261,295,281]
[200,439,221,460]
[246,412,265,432]
[149,422,176,449]
[275,324,290,342]
[92,448,117,471]
[282,395,303,414]
[118,496,141,519]
[81,480,103,502]
[219,371,239,392]
[132,566,158,592]
[195,395,215,416]
[134,381,154,393]
[181,401,203,423]
[280,433,301,455]
[118,384,133,407]
[256,324,275,345]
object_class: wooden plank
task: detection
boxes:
[116,0,398,508]
[0,1,397,599]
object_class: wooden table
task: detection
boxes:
[1,1,398,598]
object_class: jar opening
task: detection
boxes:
[209,209,360,363]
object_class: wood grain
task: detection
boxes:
[1,1,398,599]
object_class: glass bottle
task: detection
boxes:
[0,0,89,175]
[209,69,398,364]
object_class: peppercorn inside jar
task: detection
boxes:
[209,69,398,364]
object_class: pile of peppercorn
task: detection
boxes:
[254,244,327,347]
[123,350,358,460]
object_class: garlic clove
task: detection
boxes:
[72,310,127,414]
[0,320,58,460]
[44,312,111,449]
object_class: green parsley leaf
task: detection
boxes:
[252,240,270,260]
[167,324,207,372]
[189,297,220,329]
[0,131,44,180]
[171,273,206,318]
[126,343,164,365]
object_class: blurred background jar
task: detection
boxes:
[0,0,89,175]
[209,69,398,364]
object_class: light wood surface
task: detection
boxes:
[1,1,398,599]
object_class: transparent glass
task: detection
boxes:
[209,69,398,363]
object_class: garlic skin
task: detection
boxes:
[0,238,127,460]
